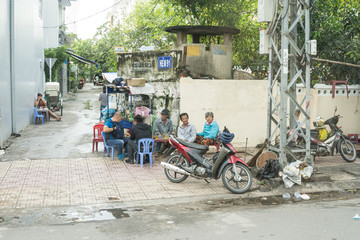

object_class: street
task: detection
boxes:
[0,196,359,240]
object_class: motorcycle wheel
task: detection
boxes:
[222,163,252,194]
[164,154,190,183]
[339,139,357,162]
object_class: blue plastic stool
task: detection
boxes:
[101,131,115,159]
[33,107,44,125]
[136,138,154,167]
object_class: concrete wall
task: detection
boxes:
[297,84,360,135]
[117,50,183,125]
[0,0,12,148]
[180,78,360,148]
[182,44,233,79]
[180,77,268,147]
[0,0,44,147]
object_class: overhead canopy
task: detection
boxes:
[66,50,98,68]
[129,83,155,96]
[102,72,118,83]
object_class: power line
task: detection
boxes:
[43,0,125,29]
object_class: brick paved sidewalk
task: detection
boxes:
[0,158,231,209]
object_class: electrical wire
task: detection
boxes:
[43,0,126,29]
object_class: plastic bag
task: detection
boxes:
[135,106,151,118]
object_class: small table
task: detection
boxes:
[153,137,169,143]
[37,108,49,122]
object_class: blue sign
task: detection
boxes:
[158,56,172,69]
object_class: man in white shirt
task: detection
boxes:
[177,113,196,142]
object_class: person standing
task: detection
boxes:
[99,86,107,120]
[177,113,196,142]
[154,109,173,155]
[103,112,126,160]
[125,115,152,164]
[195,112,219,146]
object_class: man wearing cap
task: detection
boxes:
[154,109,173,155]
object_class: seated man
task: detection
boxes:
[34,93,61,121]
[103,112,128,160]
[154,109,173,155]
[195,112,219,146]
[125,115,152,164]
[177,113,196,142]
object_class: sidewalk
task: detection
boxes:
[0,84,359,210]
[0,153,359,210]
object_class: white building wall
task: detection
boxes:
[180,78,268,147]
[0,0,44,147]
[43,0,60,48]
[0,0,12,148]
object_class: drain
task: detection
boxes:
[68,208,131,223]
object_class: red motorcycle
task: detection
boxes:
[78,79,84,89]
[161,129,252,194]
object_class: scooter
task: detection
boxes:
[161,129,252,194]
[294,110,356,162]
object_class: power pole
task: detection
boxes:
[259,0,315,168]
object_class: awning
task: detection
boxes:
[66,50,98,69]
[102,72,118,83]
[129,83,155,96]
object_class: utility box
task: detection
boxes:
[259,28,270,54]
[258,0,275,22]
[306,40,317,55]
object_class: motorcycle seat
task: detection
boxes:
[176,138,209,151]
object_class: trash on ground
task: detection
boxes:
[354,213,360,220]
[300,166,314,180]
[282,193,291,200]
[261,197,268,201]
[294,192,301,201]
[0,150,5,156]
[300,193,310,200]
[282,161,302,188]
[256,159,280,180]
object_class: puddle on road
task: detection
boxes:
[68,208,131,223]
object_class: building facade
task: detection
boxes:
[0,0,73,148]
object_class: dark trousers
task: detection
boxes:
[127,140,138,161]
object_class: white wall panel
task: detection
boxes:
[0,0,12,147]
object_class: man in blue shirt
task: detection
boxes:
[103,112,127,160]
[195,112,219,146]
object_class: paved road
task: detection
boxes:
[0,197,359,240]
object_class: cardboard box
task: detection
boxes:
[128,78,146,87]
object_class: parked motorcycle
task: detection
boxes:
[294,110,357,162]
[161,129,252,194]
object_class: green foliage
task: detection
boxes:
[121,0,186,51]
[44,45,68,82]
[68,0,360,82]
[311,0,360,84]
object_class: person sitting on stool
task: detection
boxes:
[154,109,173,156]
[125,115,152,164]
[103,112,127,160]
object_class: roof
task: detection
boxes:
[165,25,240,35]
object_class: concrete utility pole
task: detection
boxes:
[259,0,314,168]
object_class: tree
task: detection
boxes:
[310,0,360,84]
[44,45,68,82]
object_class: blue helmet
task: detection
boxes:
[220,132,234,144]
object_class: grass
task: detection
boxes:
[84,100,91,110]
